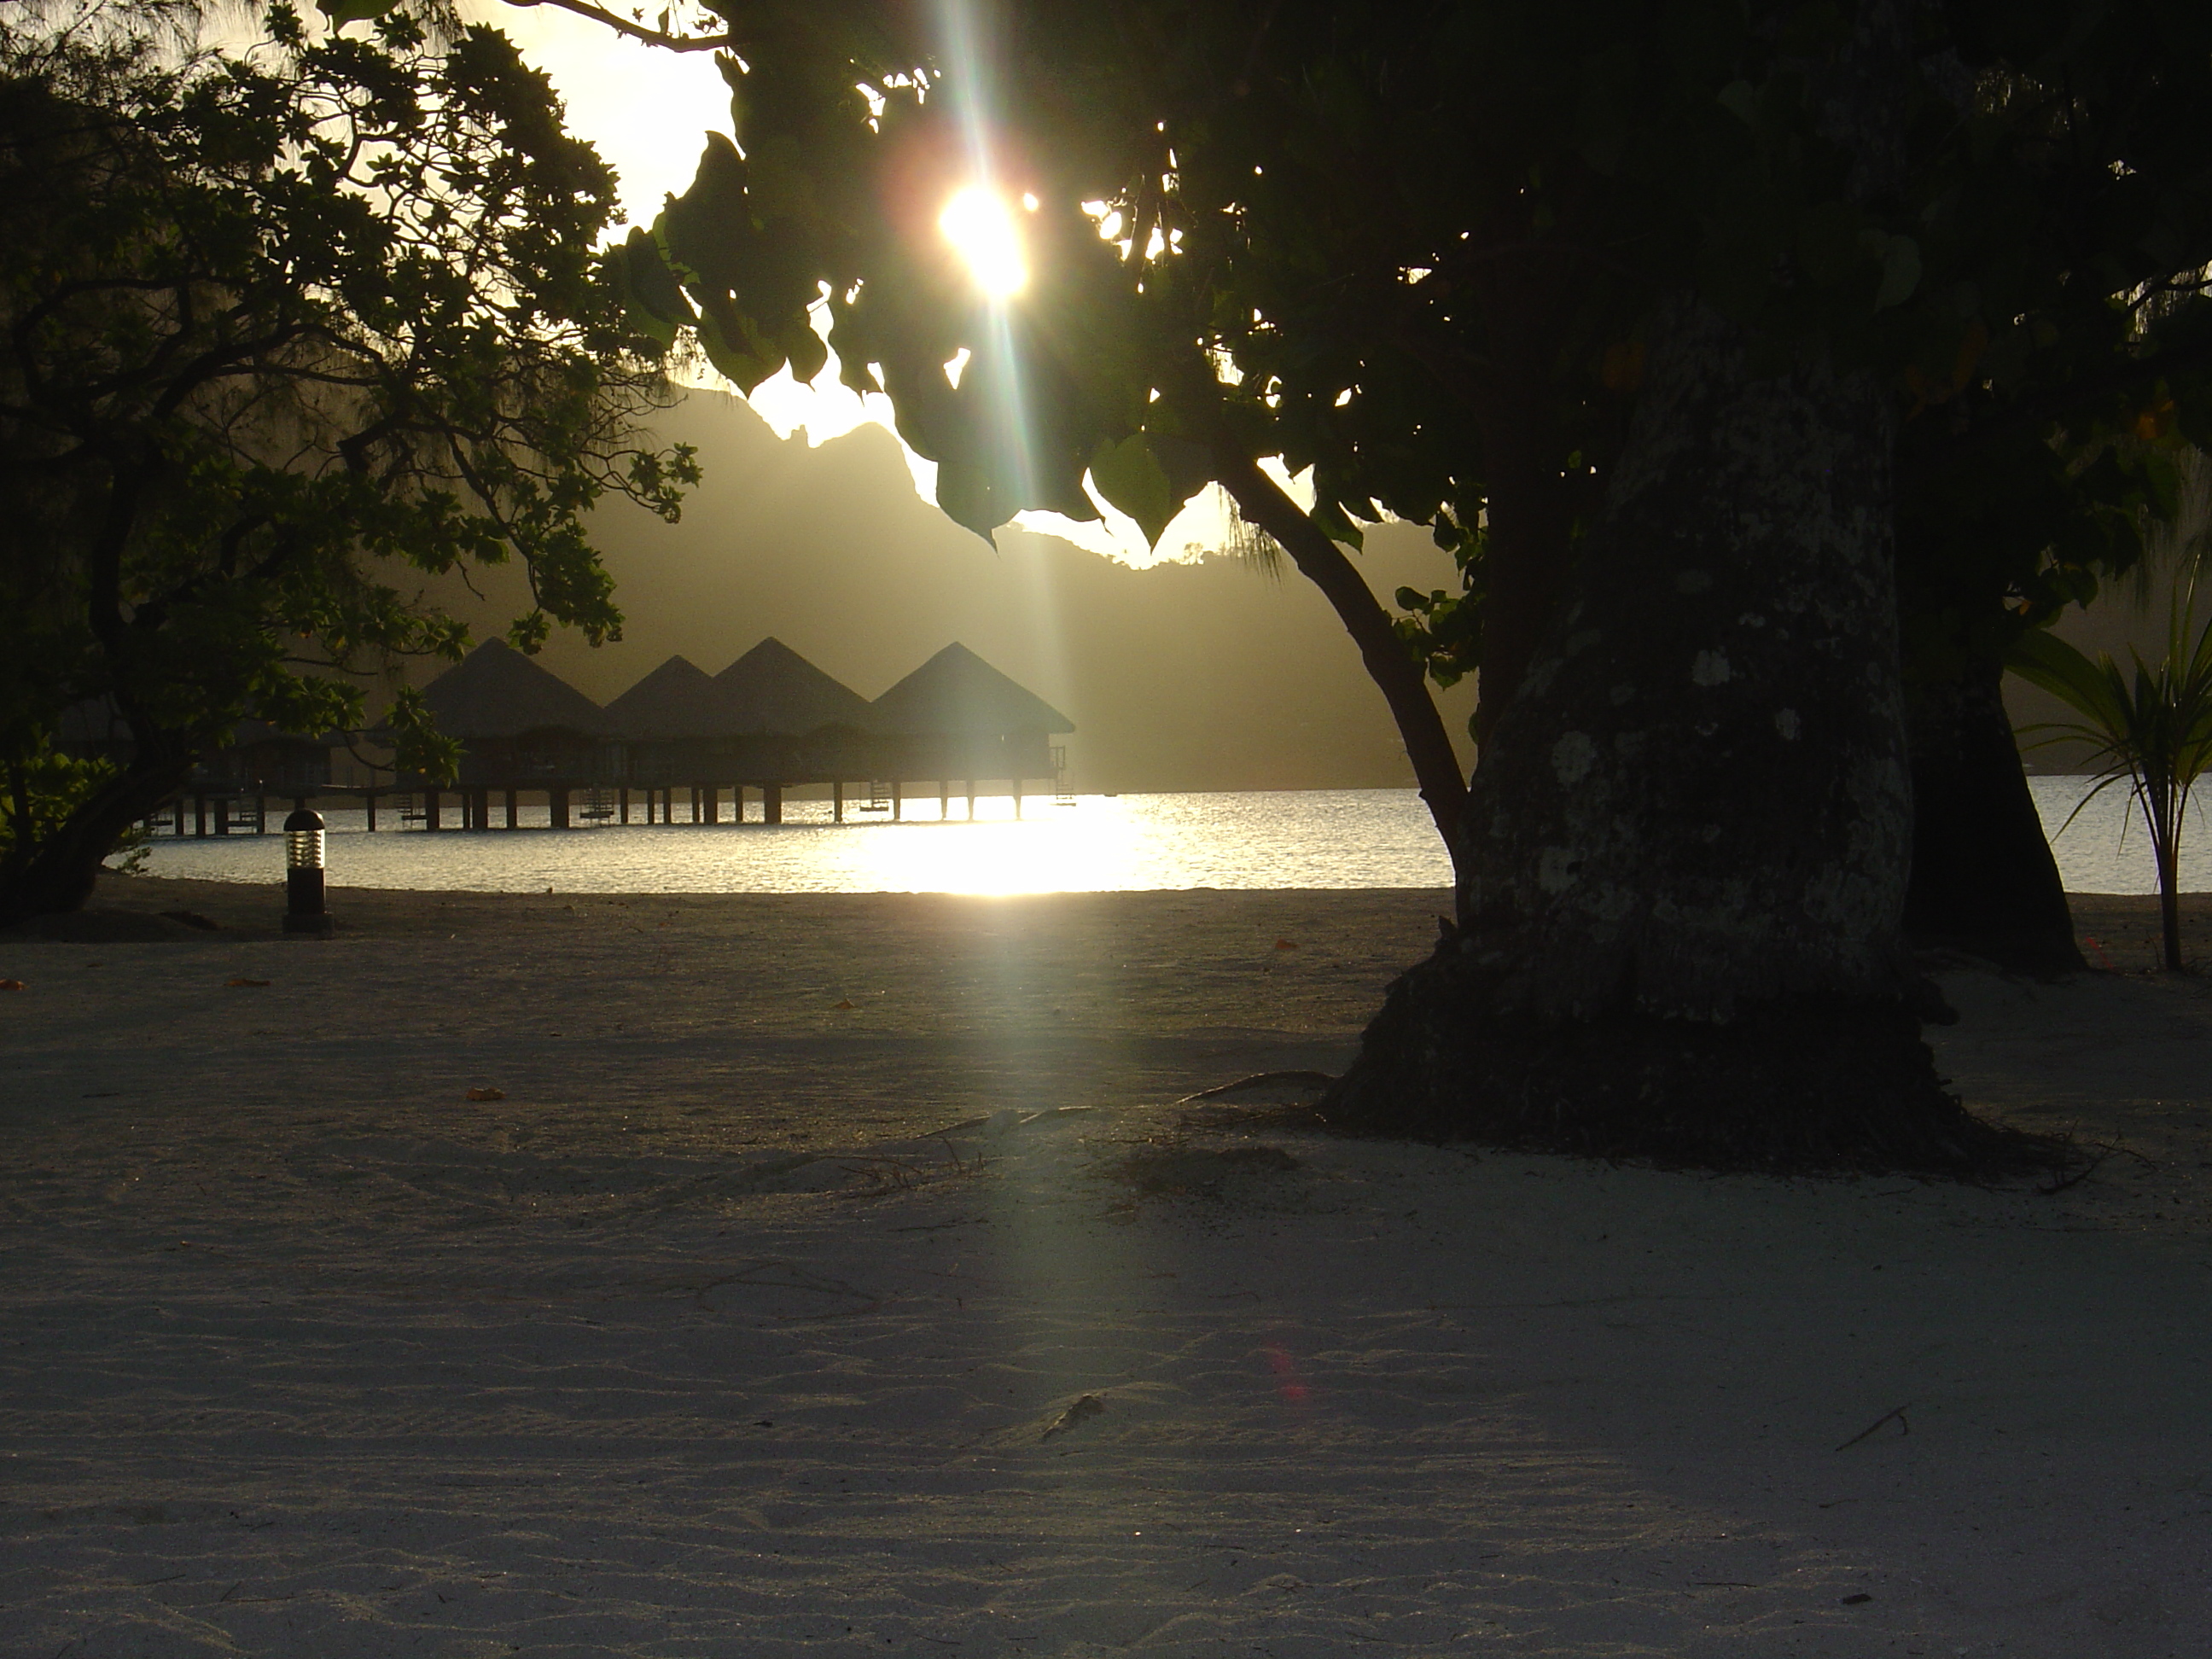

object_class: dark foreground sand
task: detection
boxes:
[1,876,2209,1657]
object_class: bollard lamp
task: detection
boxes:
[282,806,334,935]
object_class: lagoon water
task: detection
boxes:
[136,780,2209,897]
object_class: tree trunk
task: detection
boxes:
[1901,656,2085,973]
[1470,399,1575,754]
[2157,834,2183,972]
[1211,445,1468,853]
[1324,295,2016,1171]
[0,756,190,927]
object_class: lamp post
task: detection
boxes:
[282,806,334,936]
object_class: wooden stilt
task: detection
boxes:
[833,781,844,824]
[254,794,268,833]
[940,780,949,819]
[215,797,230,835]
[734,785,746,824]
[619,787,630,825]
[703,784,719,825]
[195,795,208,836]
[893,779,902,821]
[550,787,571,830]
[764,783,783,824]
[424,789,440,831]
[505,789,519,829]
[365,792,377,832]
[1014,779,1022,818]
[966,780,975,819]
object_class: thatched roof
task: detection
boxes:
[869,643,1074,736]
[419,639,607,739]
[602,655,723,740]
[713,637,874,735]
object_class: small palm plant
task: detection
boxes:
[2009,580,2212,971]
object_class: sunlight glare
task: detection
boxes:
[940,187,1029,298]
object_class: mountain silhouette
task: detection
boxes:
[446,390,1476,794]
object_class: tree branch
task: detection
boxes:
[509,0,737,55]
[1208,445,1468,854]
[1903,332,2212,482]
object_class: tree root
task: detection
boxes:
[1321,957,2075,1180]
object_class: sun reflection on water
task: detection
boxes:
[136,791,1456,894]
[132,780,2212,897]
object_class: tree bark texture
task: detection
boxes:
[1901,657,2084,974]
[1324,297,2005,1170]
[1470,395,1575,754]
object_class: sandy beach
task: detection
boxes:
[3,875,2209,1657]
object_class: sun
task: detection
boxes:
[939,186,1029,299]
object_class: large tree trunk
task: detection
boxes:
[0,756,189,927]
[1470,394,1575,754]
[1324,295,2017,1171]
[1902,656,2084,974]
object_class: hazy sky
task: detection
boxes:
[480,0,1253,568]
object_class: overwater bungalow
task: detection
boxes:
[714,637,879,807]
[414,639,618,827]
[598,639,876,823]
[61,698,338,836]
[125,636,1076,836]
[601,651,732,823]
[601,654,722,768]
[868,642,1074,812]
[202,719,335,799]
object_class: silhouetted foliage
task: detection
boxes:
[522,0,2212,1167]
[556,3,2212,813]
[0,1,696,920]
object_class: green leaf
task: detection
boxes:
[1089,434,1190,549]
[696,300,783,393]
[934,451,1004,541]
[2007,628,2128,735]
[779,314,829,385]
[620,226,696,332]
[1873,235,1922,311]
[318,0,396,27]
[2142,447,2183,521]
[661,134,751,293]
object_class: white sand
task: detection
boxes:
[2,879,2209,1657]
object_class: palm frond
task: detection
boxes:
[2007,579,2212,969]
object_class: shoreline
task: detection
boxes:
[4,877,2211,1654]
[9,870,2205,972]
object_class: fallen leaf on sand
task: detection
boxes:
[1273,938,1298,950]
[831,998,857,1010]
[0,979,23,991]
[1041,1393,1106,1441]
[464,1086,506,1102]
[224,977,271,988]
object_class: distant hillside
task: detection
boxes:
[434,390,1477,795]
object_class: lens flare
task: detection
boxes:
[939,186,1028,298]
